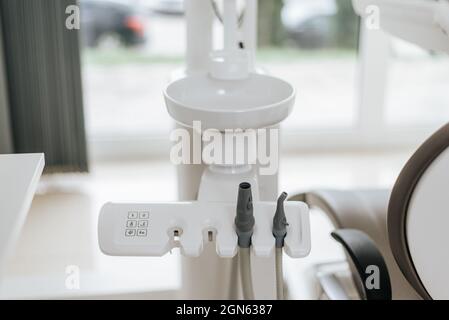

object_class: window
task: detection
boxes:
[275,0,360,130]
[79,0,448,157]
[385,38,449,127]
[80,0,181,141]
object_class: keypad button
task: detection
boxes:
[128,212,138,219]
[137,229,147,237]
[138,220,148,228]
[139,211,149,219]
[127,220,137,228]
[125,229,136,237]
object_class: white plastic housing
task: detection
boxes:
[353,0,449,53]
[98,201,310,258]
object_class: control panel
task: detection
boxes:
[125,211,149,238]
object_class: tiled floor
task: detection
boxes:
[0,149,413,299]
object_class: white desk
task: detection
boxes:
[0,153,44,276]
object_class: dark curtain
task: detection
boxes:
[0,0,88,172]
[0,13,13,153]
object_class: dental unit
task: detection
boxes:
[97,0,449,300]
[99,0,311,300]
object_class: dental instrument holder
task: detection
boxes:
[98,199,310,259]
[98,0,310,299]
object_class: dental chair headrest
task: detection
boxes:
[388,123,449,300]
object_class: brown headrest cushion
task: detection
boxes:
[388,123,449,299]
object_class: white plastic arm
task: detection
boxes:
[352,0,449,53]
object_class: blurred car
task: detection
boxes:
[281,0,337,48]
[80,0,147,48]
[151,0,184,15]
